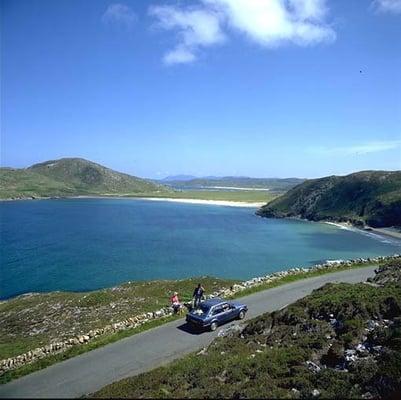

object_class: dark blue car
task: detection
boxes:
[186,298,248,331]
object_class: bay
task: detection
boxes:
[1,198,400,299]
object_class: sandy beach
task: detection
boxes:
[139,197,266,208]
[0,195,266,208]
[367,227,401,240]
[324,221,401,241]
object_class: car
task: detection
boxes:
[186,298,248,331]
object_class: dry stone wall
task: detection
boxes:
[1,254,399,375]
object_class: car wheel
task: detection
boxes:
[238,310,246,320]
[210,321,218,331]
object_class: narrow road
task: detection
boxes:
[0,267,376,398]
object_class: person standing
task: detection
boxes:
[193,283,205,308]
[170,291,182,314]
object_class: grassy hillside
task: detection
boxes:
[161,177,305,192]
[0,158,169,199]
[0,168,76,199]
[257,170,401,228]
[93,259,401,399]
[28,158,168,195]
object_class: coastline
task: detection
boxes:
[138,197,266,208]
[1,254,399,381]
[323,220,401,240]
[2,196,400,239]
[0,195,265,208]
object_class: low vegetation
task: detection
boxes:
[0,277,236,361]
[1,257,389,383]
[1,158,280,202]
[0,158,169,199]
[160,177,304,193]
[93,259,401,399]
[257,170,401,228]
[135,190,277,203]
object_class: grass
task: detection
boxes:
[0,260,383,384]
[0,277,237,360]
[0,314,180,385]
[0,159,170,199]
[91,260,401,399]
[226,260,379,300]
[122,189,278,203]
[1,162,277,203]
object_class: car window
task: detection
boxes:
[212,307,223,315]
[199,304,211,313]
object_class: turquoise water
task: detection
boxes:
[1,198,400,299]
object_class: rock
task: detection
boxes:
[312,389,320,397]
[356,343,367,354]
[197,347,207,356]
[367,320,379,331]
[306,361,321,373]
[372,345,382,353]
[217,324,244,337]
[362,392,374,399]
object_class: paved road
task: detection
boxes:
[0,267,376,398]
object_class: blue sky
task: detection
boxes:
[1,0,400,179]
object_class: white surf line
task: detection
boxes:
[324,221,353,230]
[323,221,401,245]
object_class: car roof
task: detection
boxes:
[202,298,228,307]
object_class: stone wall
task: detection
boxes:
[1,254,399,375]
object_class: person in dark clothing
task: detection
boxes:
[193,283,205,308]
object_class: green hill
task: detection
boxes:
[256,170,401,228]
[0,158,169,199]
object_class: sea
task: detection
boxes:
[1,198,400,299]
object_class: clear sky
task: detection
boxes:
[1,0,400,179]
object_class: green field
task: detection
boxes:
[130,190,278,203]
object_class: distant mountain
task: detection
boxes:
[1,158,169,199]
[162,176,305,192]
[161,175,197,182]
[257,170,401,228]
